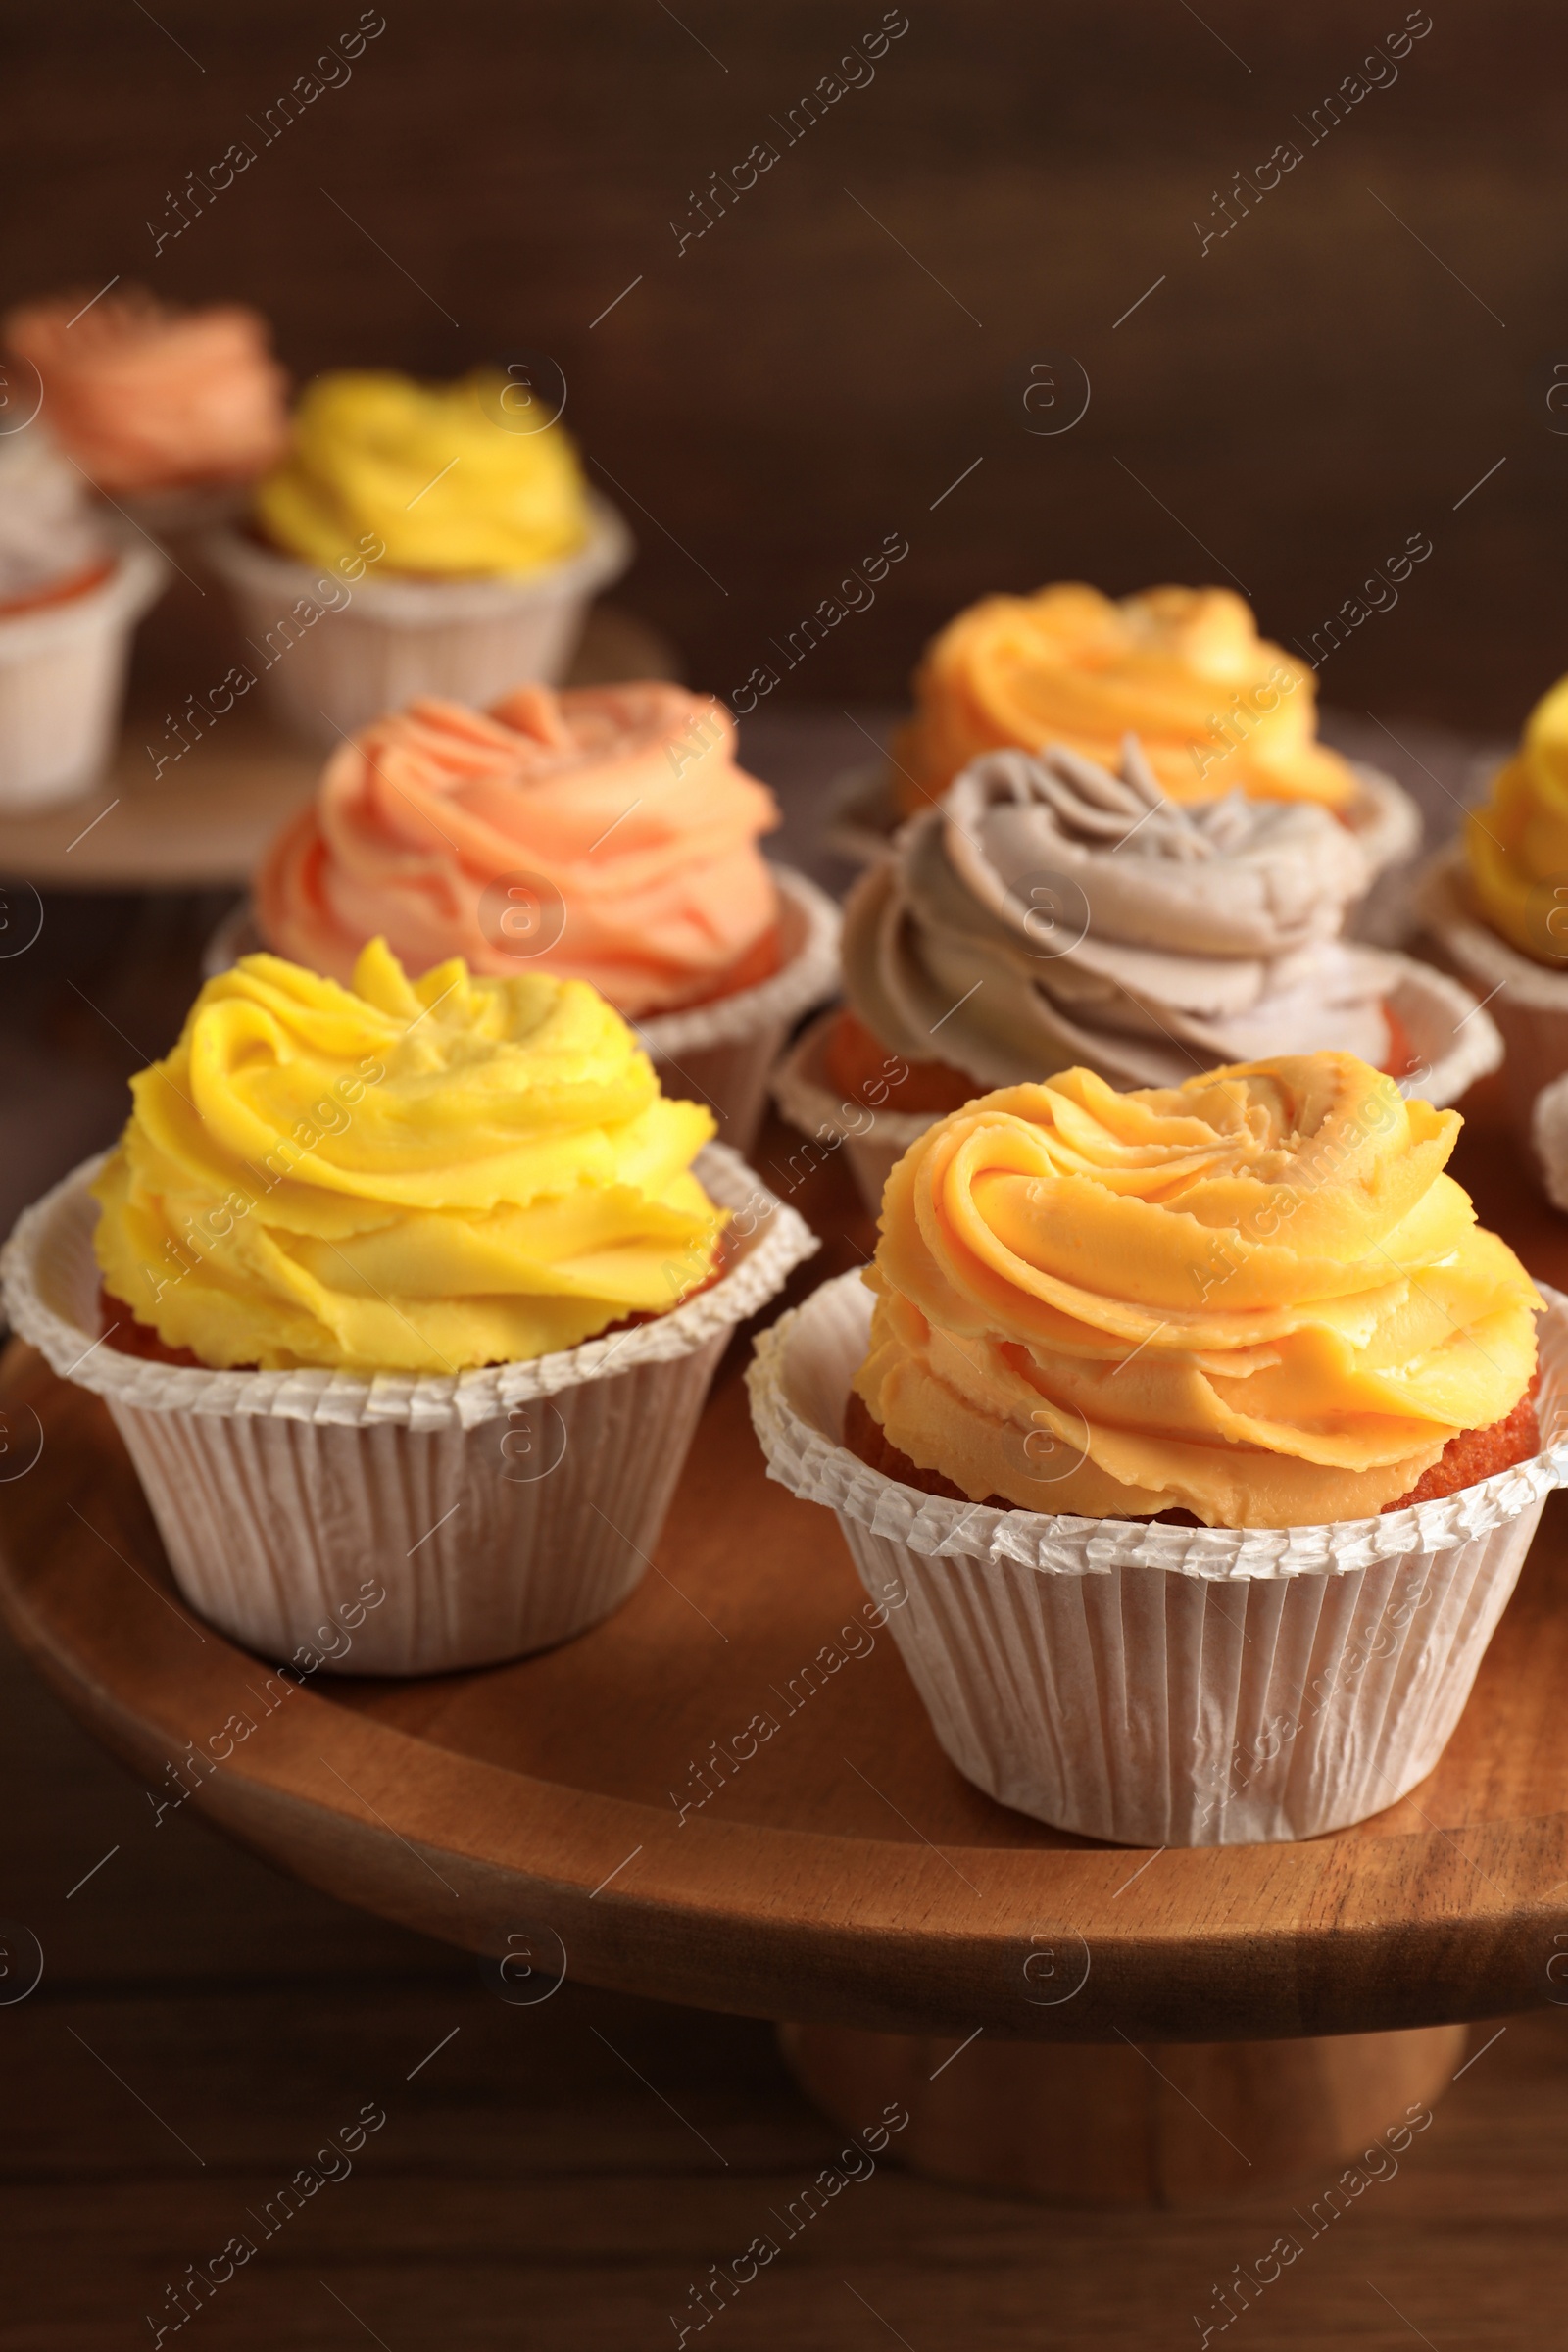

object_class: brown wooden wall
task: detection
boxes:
[6,0,1564,733]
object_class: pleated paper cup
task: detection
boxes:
[636,868,841,1153]
[202,865,841,1158]
[0,543,167,810]
[747,1272,1568,1847]
[3,1147,815,1677]
[1418,848,1568,1140]
[200,495,633,746]
[771,1008,940,1218]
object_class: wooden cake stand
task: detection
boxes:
[0,605,677,891]
[1,1092,1565,2209]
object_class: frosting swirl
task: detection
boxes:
[1465,671,1568,963]
[894,583,1356,814]
[92,941,724,1375]
[5,289,288,493]
[256,684,781,1014]
[855,1053,1540,1528]
[253,369,591,575]
[842,743,1393,1090]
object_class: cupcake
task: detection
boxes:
[837,582,1420,878]
[1419,671,1568,1140]
[224,682,841,1149]
[2,941,815,1672]
[3,287,289,510]
[0,428,166,808]
[203,369,632,740]
[749,1052,1565,1843]
[778,742,1495,1213]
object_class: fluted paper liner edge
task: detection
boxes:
[747,1272,1568,1581]
[4,1143,817,1431]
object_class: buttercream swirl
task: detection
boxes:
[256,684,781,1013]
[843,742,1393,1090]
[855,1053,1540,1528]
[5,289,288,494]
[894,582,1356,814]
[253,369,591,575]
[1465,671,1568,964]
[92,941,724,1375]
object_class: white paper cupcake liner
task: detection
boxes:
[746,1271,1568,1846]
[0,543,167,810]
[771,958,1498,1224]
[1417,848,1568,1139]
[3,1145,816,1676]
[200,496,633,745]
[824,756,1423,882]
[771,1008,940,1218]
[203,865,841,1159]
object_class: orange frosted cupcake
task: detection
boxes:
[748,1050,1564,1844]
[870,581,1421,882]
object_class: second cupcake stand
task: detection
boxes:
[2,1090,1564,2210]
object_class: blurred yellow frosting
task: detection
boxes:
[93,941,724,1374]
[855,1052,1539,1528]
[1465,673,1568,964]
[253,369,592,576]
[893,583,1357,813]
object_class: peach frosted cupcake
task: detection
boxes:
[204,368,632,738]
[750,1051,1565,1843]
[4,286,289,511]
[3,942,814,1672]
[837,582,1420,880]
[227,680,839,1147]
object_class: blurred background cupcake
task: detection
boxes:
[203,368,633,740]
[0,426,166,808]
[4,286,289,683]
[838,582,1423,887]
[212,678,839,1147]
[3,285,290,524]
[1419,670,1568,1145]
[782,737,1494,1211]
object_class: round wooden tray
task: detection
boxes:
[1,1092,1565,2058]
[0,604,678,890]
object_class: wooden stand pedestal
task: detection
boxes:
[778,2020,1468,2207]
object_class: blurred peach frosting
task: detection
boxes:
[257,683,783,1016]
[4,288,289,494]
[894,583,1357,814]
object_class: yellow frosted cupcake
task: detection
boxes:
[203,368,632,742]
[3,944,814,1671]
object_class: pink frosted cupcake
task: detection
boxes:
[242,682,840,1146]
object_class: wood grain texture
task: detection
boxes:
[3,1099,1566,2051]
[4,4,1565,738]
